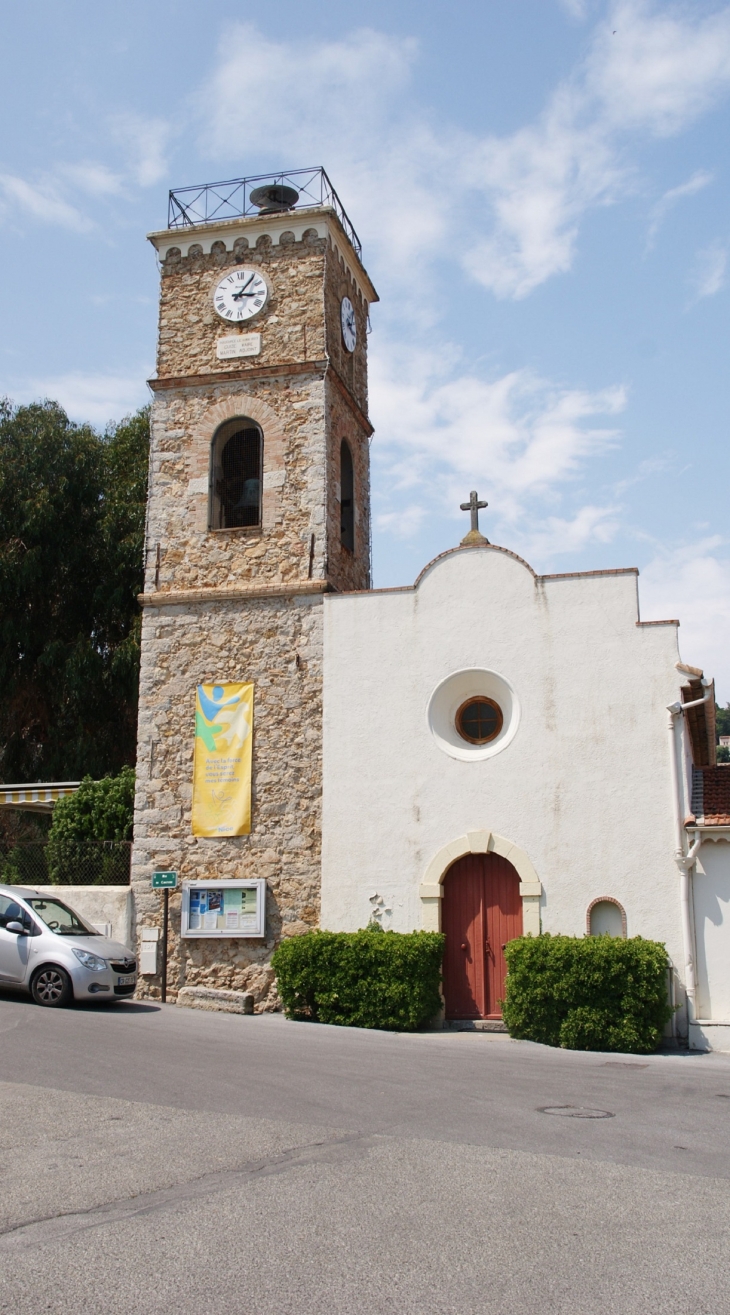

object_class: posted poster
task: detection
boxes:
[192,682,253,836]
[188,886,260,932]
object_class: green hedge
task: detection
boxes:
[501,934,673,1053]
[272,926,445,1032]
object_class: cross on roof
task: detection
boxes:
[459,490,489,545]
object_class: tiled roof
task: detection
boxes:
[691,767,730,826]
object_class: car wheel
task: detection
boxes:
[31,966,73,1007]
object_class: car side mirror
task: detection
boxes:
[5,921,25,935]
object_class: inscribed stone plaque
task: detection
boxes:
[216,334,261,360]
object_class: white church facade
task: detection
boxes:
[130,170,730,1051]
[322,532,727,1049]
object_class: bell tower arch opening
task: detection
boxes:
[209,418,263,530]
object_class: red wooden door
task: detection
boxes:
[442,853,523,1019]
[441,854,486,1018]
[483,853,523,1018]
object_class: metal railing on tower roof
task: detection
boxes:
[167,167,362,259]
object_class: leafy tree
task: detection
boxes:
[45,767,135,885]
[0,400,149,783]
[48,767,136,843]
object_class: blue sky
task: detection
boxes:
[2,1,730,692]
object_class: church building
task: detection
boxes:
[131,170,730,1051]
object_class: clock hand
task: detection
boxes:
[232,274,256,300]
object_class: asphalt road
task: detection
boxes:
[1,995,730,1314]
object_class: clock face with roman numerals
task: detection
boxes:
[213,268,268,323]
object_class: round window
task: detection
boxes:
[455,696,503,745]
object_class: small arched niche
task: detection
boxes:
[340,439,355,552]
[209,418,263,531]
[587,898,626,938]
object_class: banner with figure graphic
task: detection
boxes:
[192,682,253,836]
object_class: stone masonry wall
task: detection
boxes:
[323,242,369,416]
[325,377,371,593]
[146,376,331,592]
[132,593,324,1008]
[157,233,328,381]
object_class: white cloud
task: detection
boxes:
[370,340,626,541]
[376,504,427,540]
[12,371,150,426]
[111,112,171,187]
[199,25,448,277]
[0,107,173,237]
[558,0,590,18]
[204,24,416,156]
[689,239,727,300]
[587,1,730,137]
[520,502,622,559]
[640,538,730,699]
[466,2,730,297]
[462,100,623,298]
[0,174,92,232]
[200,5,730,302]
[59,162,125,197]
[646,169,713,248]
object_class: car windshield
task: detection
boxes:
[25,898,97,936]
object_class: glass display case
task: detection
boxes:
[180,879,266,939]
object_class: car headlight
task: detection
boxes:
[73,948,108,972]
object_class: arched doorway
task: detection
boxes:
[441,852,523,1019]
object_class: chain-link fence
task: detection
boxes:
[0,841,131,887]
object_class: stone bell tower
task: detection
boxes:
[131,171,378,1005]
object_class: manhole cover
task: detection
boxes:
[539,1105,614,1119]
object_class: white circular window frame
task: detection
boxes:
[427,668,521,762]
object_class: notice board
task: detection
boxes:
[180,879,266,939]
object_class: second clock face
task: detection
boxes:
[213,268,268,323]
[341,296,357,352]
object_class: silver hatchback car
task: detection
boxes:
[0,884,137,1006]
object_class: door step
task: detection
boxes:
[442,1019,509,1033]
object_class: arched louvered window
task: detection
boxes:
[340,439,354,552]
[209,419,263,530]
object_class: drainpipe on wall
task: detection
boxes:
[667,682,712,1023]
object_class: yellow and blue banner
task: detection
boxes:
[192,682,253,837]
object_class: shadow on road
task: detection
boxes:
[0,990,160,1015]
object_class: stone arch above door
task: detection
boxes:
[419,830,542,936]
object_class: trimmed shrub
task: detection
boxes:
[272,925,445,1032]
[501,933,672,1054]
